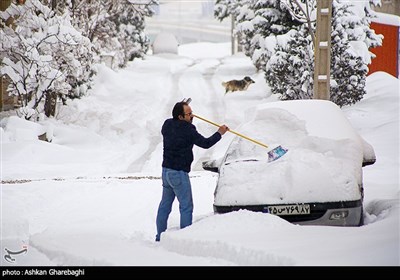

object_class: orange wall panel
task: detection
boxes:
[369,22,399,78]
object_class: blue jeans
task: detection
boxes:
[155,167,193,241]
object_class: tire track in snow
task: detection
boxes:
[127,58,195,172]
[178,59,228,170]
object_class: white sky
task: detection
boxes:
[1,42,399,266]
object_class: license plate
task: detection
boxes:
[268,204,310,215]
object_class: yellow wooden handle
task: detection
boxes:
[193,114,269,149]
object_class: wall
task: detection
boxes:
[369,13,400,78]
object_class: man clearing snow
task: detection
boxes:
[155,100,229,242]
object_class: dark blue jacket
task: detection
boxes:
[162,118,221,172]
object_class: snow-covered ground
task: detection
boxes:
[1,42,399,266]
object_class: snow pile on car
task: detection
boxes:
[215,100,365,205]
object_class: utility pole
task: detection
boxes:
[313,0,333,100]
[231,15,236,55]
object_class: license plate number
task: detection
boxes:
[268,204,310,215]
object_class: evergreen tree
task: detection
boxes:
[214,0,241,21]
[330,0,382,106]
[265,26,314,100]
[239,0,300,70]
[216,0,299,69]
[330,1,365,106]
[215,0,383,107]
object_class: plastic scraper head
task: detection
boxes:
[268,145,288,162]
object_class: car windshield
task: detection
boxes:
[223,108,308,164]
[224,139,263,164]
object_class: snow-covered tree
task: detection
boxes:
[280,0,317,46]
[265,26,314,100]
[235,0,301,70]
[330,1,365,106]
[48,0,158,68]
[329,0,382,106]
[108,1,157,67]
[215,0,297,69]
[214,0,242,21]
[215,0,383,107]
[0,0,93,119]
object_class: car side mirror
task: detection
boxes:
[362,158,376,167]
[361,138,376,167]
[202,159,220,173]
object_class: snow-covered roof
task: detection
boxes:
[372,12,400,27]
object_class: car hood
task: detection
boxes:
[214,100,365,206]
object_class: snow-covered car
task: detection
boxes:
[203,100,376,226]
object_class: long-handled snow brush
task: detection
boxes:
[181,97,287,162]
[193,114,288,163]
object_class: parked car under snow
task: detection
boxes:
[202,100,376,226]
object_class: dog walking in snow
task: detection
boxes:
[222,76,255,95]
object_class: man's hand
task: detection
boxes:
[218,125,229,135]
